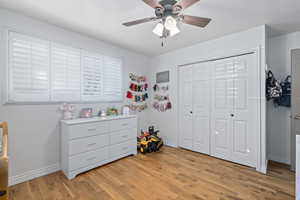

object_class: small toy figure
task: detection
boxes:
[106,107,119,116]
[59,103,75,120]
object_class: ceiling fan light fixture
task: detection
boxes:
[169,25,180,36]
[164,16,177,31]
[153,22,164,37]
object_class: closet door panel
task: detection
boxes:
[211,59,234,161]
[230,54,258,167]
[192,63,210,154]
[179,66,193,150]
[233,120,247,153]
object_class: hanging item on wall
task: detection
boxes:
[129,83,148,92]
[152,83,172,112]
[156,71,170,84]
[126,73,149,112]
[154,94,169,101]
[153,84,169,92]
[129,73,147,83]
[275,75,291,107]
[128,103,148,112]
[266,70,291,107]
[266,70,282,101]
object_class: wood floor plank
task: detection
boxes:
[9,147,295,200]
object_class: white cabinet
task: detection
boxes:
[61,115,137,179]
[179,53,260,169]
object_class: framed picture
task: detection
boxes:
[156,71,169,83]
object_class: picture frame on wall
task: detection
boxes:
[156,71,170,83]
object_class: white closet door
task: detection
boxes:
[211,58,234,161]
[211,54,258,167]
[230,54,258,167]
[179,66,193,150]
[192,62,211,154]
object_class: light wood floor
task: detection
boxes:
[9,147,295,200]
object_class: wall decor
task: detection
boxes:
[127,73,149,112]
[152,83,172,112]
[156,71,170,83]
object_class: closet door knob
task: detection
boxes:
[230,114,234,117]
[190,111,193,114]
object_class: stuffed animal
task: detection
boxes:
[59,103,75,120]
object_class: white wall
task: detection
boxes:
[268,31,300,164]
[149,25,267,172]
[0,9,150,184]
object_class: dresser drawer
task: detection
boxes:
[69,122,109,139]
[110,129,136,145]
[110,118,137,132]
[69,134,109,156]
[109,140,135,158]
[69,147,108,171]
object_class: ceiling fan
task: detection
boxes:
[122,0,211,39]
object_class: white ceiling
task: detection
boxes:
[1,0,300,56]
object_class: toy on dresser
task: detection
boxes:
[59,103,75,120]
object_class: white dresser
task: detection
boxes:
[61,115,137,179]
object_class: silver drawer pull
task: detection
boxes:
[87,156,97,161]
[88,128,97,131]
[122,135,128,138]
[122,123,128,126]
[122,147,128,150]
[87,143,97,146]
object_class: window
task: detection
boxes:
[8,32,50,102]
[7,31,123,103]
[51,43,81,101]
[81,51,103,101]
[103,56,122,101]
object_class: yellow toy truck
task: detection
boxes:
[137,126,163,154]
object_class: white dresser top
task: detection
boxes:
[61,115,137,125]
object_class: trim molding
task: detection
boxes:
[164,141,178,148]
[9,163,60,186]
[268,154,290,165]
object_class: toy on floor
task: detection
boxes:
[137,126,163,154]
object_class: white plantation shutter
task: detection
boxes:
[8,32,50,102]
[7,32,123,103]
[103,57,122,101]
[51,43,81,101]
[81,51,103,101]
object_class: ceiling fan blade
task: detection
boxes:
[123,17,159,27]
[181,15,211,27]
[174,0,200,9]
[142,0,163,9]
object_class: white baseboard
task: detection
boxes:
[164,141,178,148]
[259,159,268,174]
[268,154,290,165]
[9,163,60,186]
